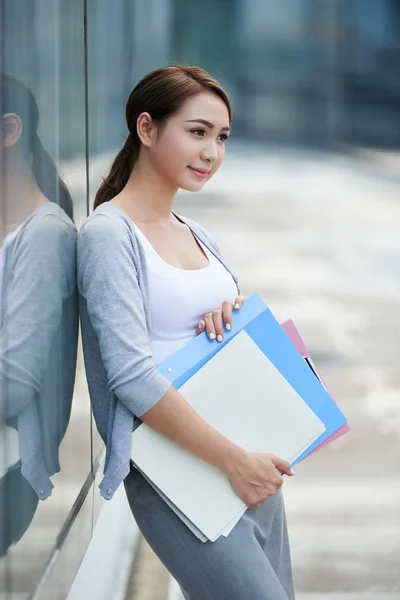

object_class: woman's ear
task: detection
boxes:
[136,112,157,148]
[1,113,23,148]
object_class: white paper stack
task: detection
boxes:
[131,330,325,542]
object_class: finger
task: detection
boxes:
[222,301,233,331]
[271,456,294,476]
[204,313,216,340]
[212,310,224,342]
[246,496,261,510]
[266,486,277,498]
[196,319,206,335]
[233,295,245,310]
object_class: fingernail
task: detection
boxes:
[225,323,231,331]
[198,321,204,329]
[290,469,295,475]
[217,334,223,342]
[209,332,216,340]
[234,303,240,310]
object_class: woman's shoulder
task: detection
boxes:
[77,202,142,271]
[78,202,139,248]
[15,201,77,255]
[78,204,222,260]
[8,202,77,289]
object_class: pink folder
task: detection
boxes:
[281,319,350,456]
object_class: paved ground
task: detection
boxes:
[127,145,400,599]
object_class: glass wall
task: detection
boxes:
[0,2,93,598]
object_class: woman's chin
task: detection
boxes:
[179,175,208,193]
[180,182,205,193]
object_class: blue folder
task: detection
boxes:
[157,293,347,466]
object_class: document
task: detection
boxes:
[281,318,350,454]
[132,330,326,542]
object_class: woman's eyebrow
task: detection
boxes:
[185,118,231,132]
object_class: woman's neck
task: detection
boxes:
[115,157,179,225]
[0,163,48,242]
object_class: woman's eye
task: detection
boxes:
[191,129,230,142]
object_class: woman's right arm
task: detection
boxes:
[77,215,292,509]
[141,386,293,509]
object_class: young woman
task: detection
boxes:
[78,64,295,600]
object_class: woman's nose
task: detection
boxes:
[200,140,219,163]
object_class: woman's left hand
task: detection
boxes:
[196,296,245,342]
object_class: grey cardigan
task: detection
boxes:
[0,202,78,500]
[77,201,240,500]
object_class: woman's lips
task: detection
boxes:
[188,166,209,180]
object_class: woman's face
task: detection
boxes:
[147,91,231,192]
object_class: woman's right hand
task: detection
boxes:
[227,450,294,510]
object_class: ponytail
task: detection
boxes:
[93,132,140,209]
[32,134,74,221]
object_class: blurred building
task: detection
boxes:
[1,0,399,161]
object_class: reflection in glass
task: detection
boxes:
[0,72,79,557]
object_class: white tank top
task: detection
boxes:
[132,223,238,365]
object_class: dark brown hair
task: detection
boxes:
[94,64,232,209]
[0,71,74,221]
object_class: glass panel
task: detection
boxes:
[31,483,93,600]
[85,0,140,482]
[0,1,92,596]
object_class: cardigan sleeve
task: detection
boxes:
[77,214,171,417]
[0,213,77,418]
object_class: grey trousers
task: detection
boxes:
[124,465,295,600]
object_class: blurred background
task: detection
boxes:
[0,1,399,599]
